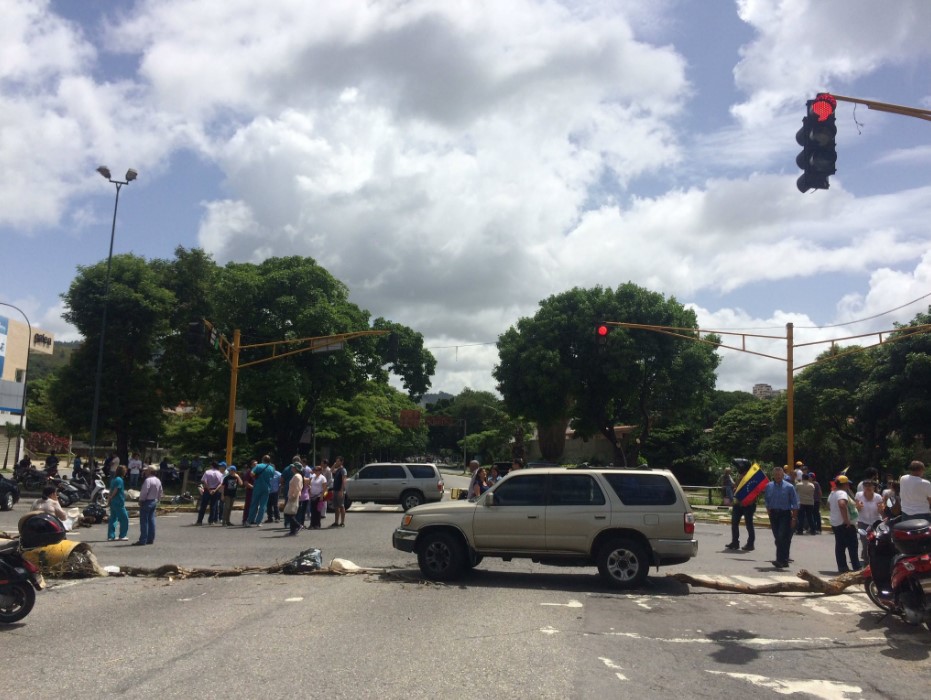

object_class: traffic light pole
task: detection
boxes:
[602,320,931,472]
[831,94,931,122]
[202,322,390,465]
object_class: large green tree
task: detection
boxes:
[208,256,435,462]
[495,284,720,464]
[52,254,175,463]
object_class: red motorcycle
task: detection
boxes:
[862,512,931,632]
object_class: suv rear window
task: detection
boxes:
[603,473,677,506]
[407,465,437,479]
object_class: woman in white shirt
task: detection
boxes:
[855,481,884,565]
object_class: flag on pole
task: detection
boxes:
[735,462,769,507]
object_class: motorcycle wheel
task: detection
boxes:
[58,492,74,507]
[0,582,36,624]
[864,579,890,612]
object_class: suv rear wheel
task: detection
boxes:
[1,491,13,511]
[401,490,424,511]
[417,532,464,581]
[597,538,649,589]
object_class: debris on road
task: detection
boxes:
[668,569,863,595]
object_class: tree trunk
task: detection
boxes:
[536,418,569,462]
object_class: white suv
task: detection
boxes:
[392,467,697,588]
[348,463,445,511]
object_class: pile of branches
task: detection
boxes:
[668,569,864,595]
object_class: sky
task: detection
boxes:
[3,0,931,397]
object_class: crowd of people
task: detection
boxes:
[190,455,348,536]
[726,458,931,573]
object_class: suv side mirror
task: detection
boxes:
[483,492,496,507]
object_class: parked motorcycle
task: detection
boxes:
[53,478,82,508]
[862,507,931,632]
[68,468,109,506]
[0,513,66,624]
[13,464,51,492]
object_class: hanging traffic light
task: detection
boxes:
[796,93,837,192]
[596,324,609,353]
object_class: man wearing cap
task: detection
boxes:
[763,465,799,569]
[221,465,242,526]
[827,475,860,573]
[246,456,275,527]
[899,460,931,521]
[795,472,817,535]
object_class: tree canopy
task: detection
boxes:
[495,284,720,464]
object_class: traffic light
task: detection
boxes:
[596,324,609,353]
[796,93,837,192]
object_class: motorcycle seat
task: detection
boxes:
[0,538,20,554]
[893,519,930,534]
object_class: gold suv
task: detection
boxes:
[392,466,697,588]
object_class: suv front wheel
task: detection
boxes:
[417,532,464,581]
[597,538,649,589]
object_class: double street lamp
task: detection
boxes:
[88,166,137,467]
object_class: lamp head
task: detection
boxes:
[125,168,138,182]
[96,166,112,179]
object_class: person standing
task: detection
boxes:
[855,480,884,565]
[899,460,931,521]
[195,461,224,525]
[246,456,275,526]
[725,459,761,552]
[221,465,242,526]
[134,466,163,546]
[284,464,304,536]
[795,473,817,535]
[763,465,799,569]
[107,465,130,541]
[240,461,256,525]
[320,459,332,520]
[809,472,823,533]
[296,459,313,528]
[266,464,282,524]
[308,465,327,529]
[128,452,143,489]
[827,475,860,573]
[331,457,348,528]
[720,467,735,506]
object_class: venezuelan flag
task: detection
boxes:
[735,462,769,507]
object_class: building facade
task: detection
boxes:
[1,315,55,464]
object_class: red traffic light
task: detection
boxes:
[597,325,609,337]
[811,93,836,122]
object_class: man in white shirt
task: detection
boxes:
[899,460,931,521]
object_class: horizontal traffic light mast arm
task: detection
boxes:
[601,321,786,362]
[794,323,931,371]
[237,330,390,369]
[832,94,931,123]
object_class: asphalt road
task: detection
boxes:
[2,485,930,698]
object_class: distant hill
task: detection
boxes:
[29,340,81,381]
[419,391,454,407]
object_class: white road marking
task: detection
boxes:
[598,657,628,681]
[285,597,304,602]
[706,671,862,699]
[540,599,583,608]
[539,626,559,635]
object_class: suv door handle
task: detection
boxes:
[527,515,539,519]
[594,515,606,520]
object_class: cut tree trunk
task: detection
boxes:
[668,569,863,595]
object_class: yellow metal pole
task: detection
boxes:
[225,329,241,465]
[786,322,794,471]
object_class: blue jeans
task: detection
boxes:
[138,500,157,544]
[769,510,794,564]
[108,502,129,539]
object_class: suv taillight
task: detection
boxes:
[684,513,695,535]
[437,479,444,491]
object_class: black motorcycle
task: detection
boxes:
[0,542,46,623]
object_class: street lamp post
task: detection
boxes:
[0,302,31,467]
[88,166,137,468]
